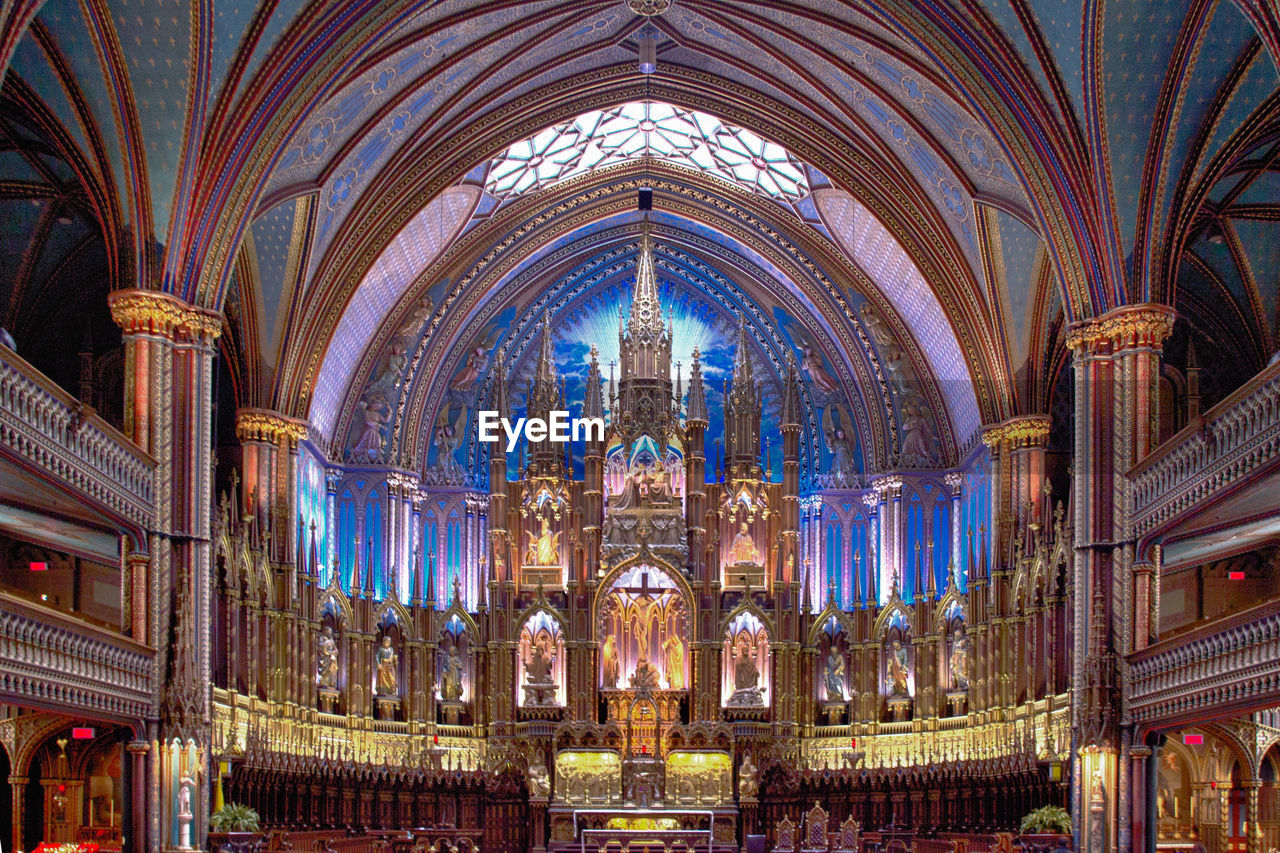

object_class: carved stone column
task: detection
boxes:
[1067,304,1175,853]
[10,773,26,853]
[127,740,150,853]
[109,288,223,853]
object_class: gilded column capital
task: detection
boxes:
[871,474,902,498]
[943,471,963,495]
[126,740,150,755]
[235,408,310,446]
[1065,303,1175,355]
[108,288,223,344]
[980,415,1051,451]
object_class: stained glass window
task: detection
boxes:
[486,101,809,203]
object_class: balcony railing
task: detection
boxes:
[1130,361,1280,539]
[1128,597,1280,724]
[0,346,156,530]
[0,592,155,720]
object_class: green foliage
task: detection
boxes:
[1019,804,1071,835]
[209,803,260,832]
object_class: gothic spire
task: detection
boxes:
[628,224,665,337]
[686,347,707,423]
[489,347,508,412]
[732,315,754,386]
[583,344,604,418]
[781,353,801,428]
[535,311,557,384]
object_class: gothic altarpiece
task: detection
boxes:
[208,231,1072,849]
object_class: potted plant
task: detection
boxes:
[1018,805,1072,851]
[208,802,261,852]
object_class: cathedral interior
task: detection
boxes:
[2,1,1280,852]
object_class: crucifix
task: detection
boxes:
[620,572,664,655]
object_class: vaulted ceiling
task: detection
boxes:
[0,0,1277,472]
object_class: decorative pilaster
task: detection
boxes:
[1067,303,1175,853]
[109,288,223,853]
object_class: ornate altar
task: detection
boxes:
[664,751,732,805]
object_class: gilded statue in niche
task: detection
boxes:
[663,633,685,690]
[602,635,620,688]
[886,640,910,697]
[526,516,560,566]
[728,638,764,706]
[949,628,972,690]
[824,647,846,701]
[727,521,761,565]
[316,626,338,689]
[375,636,398,695]
[441,647,464,701]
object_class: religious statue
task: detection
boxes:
[949,628,971,690]
[177,775,194,817]
[602,635,620,688]
[523,637,557,705]
[727,521,761,564]
[630,655,661,689]
[726,638,764,706]
[824,647,846,701]
[886,640,910,696]
[525,515,560,566]
[527,759,551,799]
[375,636,398,695]
[734,640,759,690]
[525,638,554,684]
[316,625,339,689]
[738,753,759,799]
[441,647,464,701]
[647,462,674,505]
[663,633,685,690]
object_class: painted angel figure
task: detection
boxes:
[351,393,392,461]
[821,404,857,488]
[899,397,935,467]
[799,340,840,396]
[449,345,489,390]
[433,405,468,480]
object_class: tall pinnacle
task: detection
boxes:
[628,224,665,337]
[686,347,707,423]
[583,344,604,418]
[732,315,754,386]
[535,311,557,384]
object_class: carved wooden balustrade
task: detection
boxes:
[1128,597,1280,725]
[0,345,156,530]
[0,591,155,719]
[1130,360,1280,539]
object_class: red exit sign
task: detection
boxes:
[1229,571,1245,580]
[72,727,95,739]
[1183,734,1203,745]
[29,561,47,571]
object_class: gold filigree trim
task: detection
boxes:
[235,408,310,445]
[108,289,224,344]
[980,416,1051,450]
[1065,304,1175,354]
